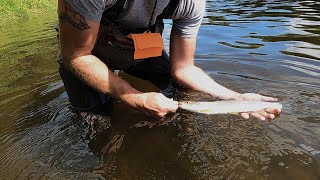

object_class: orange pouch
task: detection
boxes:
[129,32,164,60]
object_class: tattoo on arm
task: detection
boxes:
[59,4,90,31]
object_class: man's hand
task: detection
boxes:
[236,93,282,121]
[136,93,179,118]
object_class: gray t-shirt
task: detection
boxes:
[65,0,205,37]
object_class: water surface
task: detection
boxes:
[0,0,320,179]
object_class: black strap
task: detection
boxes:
[104,0,179,21]
[157,0,180,20]
[103,0,127,20]
[102,0,180,33]
[145,0,179,32]
[149,0,158,27]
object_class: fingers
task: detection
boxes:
[261,96,278,102]
[239,108,281,121]
[240,93,279,102]
[146,94,178,118]
[250,112,267,121]
[157,112,167,118]
[165,98,179,112]
[158,94,178,112]
[240,112,268,121]
[239,112,269,121]
[240,112,250,119]
[265,108,282,114]
[267,113,275,119]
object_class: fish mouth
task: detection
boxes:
[178,102,185,109]
[178,101,193,107]
[178,101,198,105]
[178,101,200,111]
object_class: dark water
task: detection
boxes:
[1,0,320,179]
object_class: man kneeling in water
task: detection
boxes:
[57,0,281,121]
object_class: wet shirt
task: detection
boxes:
[65,0,206,37]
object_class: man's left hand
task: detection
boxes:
[236,93,282,121]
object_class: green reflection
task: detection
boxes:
[0,0,57,27]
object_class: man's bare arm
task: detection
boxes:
[58,0,141,105]
[169,29,241,100]
[58,0,178,117]
[169,29,281,120]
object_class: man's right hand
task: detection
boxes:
[135,92,179,118]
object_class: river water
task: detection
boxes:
[0,0,319,179]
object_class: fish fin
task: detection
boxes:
[200,109,213,114]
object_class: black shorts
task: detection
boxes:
[58,50,173,113]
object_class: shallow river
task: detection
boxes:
[0,0,320,179]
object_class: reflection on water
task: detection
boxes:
[0,0,320,179]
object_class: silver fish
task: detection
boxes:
[179,100,282,114]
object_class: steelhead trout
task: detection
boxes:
[179,100,282,114]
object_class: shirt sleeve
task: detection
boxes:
[65,0,109,22]
[172,0,206,38]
